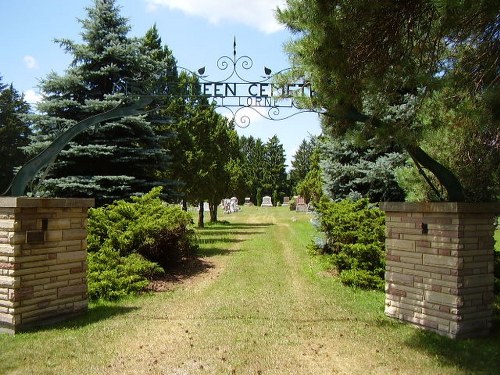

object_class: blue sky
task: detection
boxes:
[0,0,322,167]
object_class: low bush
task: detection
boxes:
[495,228,500,294]
[87,187,198,300]
[311,197,386,290]
[88,249,163,301]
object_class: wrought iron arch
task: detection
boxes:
[3,39,322,196]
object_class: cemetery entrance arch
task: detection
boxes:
[3,39,319,197]
[171,38,320,127]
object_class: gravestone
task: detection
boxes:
[203,202,210,212]
[230,197,239,212]
[283,196,290,206]
[295,196,308,212]
[261,196,273,207]
[244,197,252,206]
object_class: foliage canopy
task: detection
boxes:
[277,0,499,202]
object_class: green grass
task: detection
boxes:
[1,207,499,374]
[495,229,499,251]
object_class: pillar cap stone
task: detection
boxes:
[380,202,500,214]
[0,197,94,208]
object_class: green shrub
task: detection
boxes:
[312,197,386,290]
[88,249,163,301]
[86,187,198,300]
[339,269,385,290]
[495,228,500,294]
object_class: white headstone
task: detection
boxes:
[261,196,273,207]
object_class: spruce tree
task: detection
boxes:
[277,0,499,202]
[25,0,174,205]
[290,136,317,193]
[0,77,32,193]
[320,135,405,202]
[263,135,288,205]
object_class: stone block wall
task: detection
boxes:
[0,197,94,334]
[380,202,500,339]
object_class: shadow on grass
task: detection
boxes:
[197,230,265,237]
[147,257,216,292]
[196,221,274,258]
[200,247,245,257]
[401,310,500,374]
[199,222,274,231]
[164,257,214,280]
[198,238,246,246]
[20,303,139,334]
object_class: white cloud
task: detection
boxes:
[145,0,286,34]
[23,55,38,69]
[24,89,42,105]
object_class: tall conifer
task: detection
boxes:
[26,0,175,204]
[0,77,32,193]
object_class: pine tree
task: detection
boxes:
[320,135,405,202]
[290,136,317,193]
[239,136,266,204]
[277,0,499,202]
[0,77,32,193]
[25,0,174,205]
[263,135,287,205]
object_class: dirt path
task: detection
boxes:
[103,208,346,374]
[2,208,496,374]
[96,208,472,375]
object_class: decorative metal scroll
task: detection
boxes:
[3,40,320,196]
[176,38,318,127]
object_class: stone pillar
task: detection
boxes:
[0,197,94,334]
[380,202,500,339]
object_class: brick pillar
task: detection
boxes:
[0,197,94,334]
[380,202,500,339]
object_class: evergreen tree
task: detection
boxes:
[290,136,317,193]
[263,135,288,205]
[0,77,32,193]
[161,69,241,225]
[203,113,240,222]
[25,0,173,205]
[162,72,212,213]
[237,135,289,205]
[296,149,324,205]
[277,0,499,202]
[239,135,266,204]
[320,135,405,202]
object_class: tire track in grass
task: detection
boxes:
[102,208,464,375]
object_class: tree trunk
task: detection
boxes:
[198,201,204,228]
[405,144,465,202]
[182,196,188,211]
[209,202,218,222]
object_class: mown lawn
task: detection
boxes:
[0,207,499,374]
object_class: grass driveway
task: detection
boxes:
[1,207,499,374]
